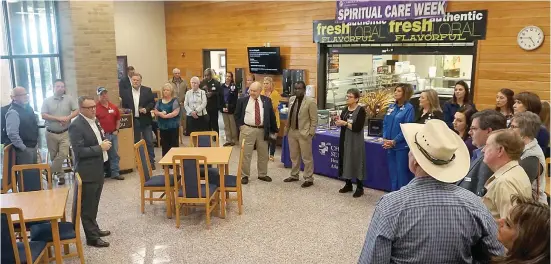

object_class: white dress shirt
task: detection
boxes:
[244,96,264,126]
[81,114,108,162]
[184,89,207,116]
[132,86,141,117]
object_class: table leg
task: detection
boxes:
[51,219,63,263]
[219,164,226,219]
[164,166,172,219]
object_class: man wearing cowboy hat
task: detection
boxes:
[358,119,503,264]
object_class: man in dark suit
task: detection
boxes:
[457,110,507,196]
[118,66,135,98]
[234,81,278,184]
[69,96,112,248]
[200,68,222,136]
[120,72,156,169]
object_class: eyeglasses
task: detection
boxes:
[82,106,96,110]
[414,132,455,166]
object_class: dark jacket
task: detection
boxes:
[338,106,366,177]
[120,86,155,126]
[234,95,278,140]
[442,101,477,128]
[1,103,12,145]
[69,115,106,183]
[200,79,223,112]
[118,76,131,98]
[457,151,493,196]
[221,83,239,114]
[415,110,444,124]
[7,103,39,148]
[536,126,549,155]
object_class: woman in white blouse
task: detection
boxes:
[184,76,209,135]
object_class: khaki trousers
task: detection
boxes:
[288,128,314,182]
[222,113,238,144]
[240,126,268,178]
[46,131,70,174]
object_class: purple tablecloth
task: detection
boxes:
[281,129,391,192]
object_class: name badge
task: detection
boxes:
[464,177,472,182]
[212,87,216,91]
[347,118,353,124]
[231,86,235,91]
[108,109,114,114]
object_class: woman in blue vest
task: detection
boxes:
[154,83,181,157]
[383,83,415,191]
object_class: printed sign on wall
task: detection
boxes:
[336,0,447,23]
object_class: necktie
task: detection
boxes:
[254,99,261,126]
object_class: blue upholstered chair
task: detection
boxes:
[134,139,177,214]
[2,144,15,193]
[172,155,219,229]
[1,207,48,264]
[11,163,52,193]
[29,174,84,263]
[208,139,244,215]
[190,131,219,147]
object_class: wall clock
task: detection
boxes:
[517,26,545,51]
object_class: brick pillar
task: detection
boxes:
[58,1,119,105]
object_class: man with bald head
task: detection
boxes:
[234,81,278,184]
[5,87,41,189]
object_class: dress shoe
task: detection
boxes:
[98,230,111,237]
[353,187,364,198]
[112,175,125,180]
[241,177,249,185]
[223,142,232,146]
[258,176,272,182]
[339,180,353,193]
[87,238,109,248]
[283,177,299,182]
[57,175,65,185]
[301,181,314,188]
[230,142,236,146]
[151,164,157,171]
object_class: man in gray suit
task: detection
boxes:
[457,110,506,196]
[69,96,112,247]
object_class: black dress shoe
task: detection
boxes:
[241,177,249,185]
[113,176,125,180]
[353,187,364,198]
[87,238,110,247]
[339,180,353,193]
[301,181,314,188]
[230,142,236,146]
[98,230,111,237]
[258,176,272,182]
[223,142,232,146]
[57,176,65,185]
[283,177,299,182]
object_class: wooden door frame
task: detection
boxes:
[202,49,228,76]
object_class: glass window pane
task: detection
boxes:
[6,0,58,55]
[1,59,12,105]
[12,57,60,111]
[0,2,7,56]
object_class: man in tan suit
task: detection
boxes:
[169,68,188,134]
[284,81,318,188]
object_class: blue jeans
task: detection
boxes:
[105,133,120,177]
[133,118,155,165]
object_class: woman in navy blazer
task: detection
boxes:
[383,83,415,191]
[442,80,476,128]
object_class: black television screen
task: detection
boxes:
[247,47,282,75]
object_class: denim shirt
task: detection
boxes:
[383,102,415,150]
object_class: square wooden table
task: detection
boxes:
[158,147,233,218]
[1,188,70,263]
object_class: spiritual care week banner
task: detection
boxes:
[336,0,447,23]
[314,10,487,44]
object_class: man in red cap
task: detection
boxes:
[96,87,123,180]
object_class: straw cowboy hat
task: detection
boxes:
[400,119,469,183]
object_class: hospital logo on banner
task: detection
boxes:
[319,142,330,155]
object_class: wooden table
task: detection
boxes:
[1,188,69,263]
[158,147,233,218]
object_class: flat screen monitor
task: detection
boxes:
[247,47,282,75]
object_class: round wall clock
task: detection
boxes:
[517,26,545,51]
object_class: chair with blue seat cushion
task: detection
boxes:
[212,139,244,214]
[11,163,52,193]
[135,139,177,214]
[29,174,85,263]
[1,207,48,264]
[172,155,219,229]
[190,131,219,147]
[2,144,15,193]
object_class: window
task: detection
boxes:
[1,0,61,111]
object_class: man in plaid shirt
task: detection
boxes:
[358,120,504,264]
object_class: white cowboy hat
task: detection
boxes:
[400,119,469,183]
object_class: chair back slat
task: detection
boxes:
[2,144,15,193]
[190,131,219,147]
[134,140,151,183]
[11,163,52,192]
[1,207,33,264]
[173,155,209,198]
[72,174,83,235]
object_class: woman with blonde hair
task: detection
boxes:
[416,89,443,124]
[261,76,281,161]
[492,195,549,264]
[153,83,181,156]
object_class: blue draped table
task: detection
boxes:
[281,129,391,192]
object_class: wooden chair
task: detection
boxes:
[211,139,244,215]
[172,155,219,229]
[134,139,177,214]
[1,207,48,264]
[29,174,85,263]
[190,131,219,147]
[2,144,16,193]
[11,163,52,192]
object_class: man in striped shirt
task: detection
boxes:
[358,120,504,264]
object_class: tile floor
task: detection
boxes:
[54,142,385,264]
